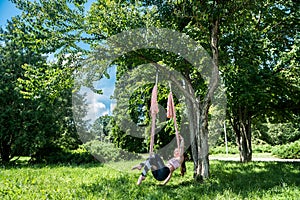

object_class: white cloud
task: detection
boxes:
[82,89,108,123]
[87,100,107,121]
[76,66,117,124]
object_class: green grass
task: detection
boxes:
[0,161,299,200]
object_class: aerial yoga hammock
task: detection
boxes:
[132,70,185,185]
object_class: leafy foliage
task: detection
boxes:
[11,0,87,54]
[30,145,96,164]
[0,19,50,162]
[272,140,300,159]
[84,140,141,162]
[209,142,239,155]
[0,0,86,163]
[254,122,300,145]
[252,143,273,154]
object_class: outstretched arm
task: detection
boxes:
[162,171,173,185]
[179,134,185,157]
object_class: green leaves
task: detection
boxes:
[0,0,86,163]
[10,0,87,55]
[18,63,73,102]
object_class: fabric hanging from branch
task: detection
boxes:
[167,92,180,150]
[149,84,159,155]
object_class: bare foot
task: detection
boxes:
[137,175,145,185]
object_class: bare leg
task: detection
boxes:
[134,154,163,185]
[136,159,152,185]
[137,175,145,185]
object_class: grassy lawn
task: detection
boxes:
[0,160,299,200]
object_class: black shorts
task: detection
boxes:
[152,166,171,181]
[149,154,170,181]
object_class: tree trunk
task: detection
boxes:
[187,86,213,181]
[0,141,11,163]
[184,13,220,181]
[198,101,210,180]
[187,3,221,181]
[232,106,252,162]
[184,80,201,180]
[168,64,210,181]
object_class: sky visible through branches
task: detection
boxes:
[0,0,117,121]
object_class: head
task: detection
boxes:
[173,148,180,158]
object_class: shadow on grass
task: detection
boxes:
[80,161,300,199]
[204,161,300,199]
[1,161,104,170]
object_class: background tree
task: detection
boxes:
[220,0,300,162]
[0,19,46,162]
[90,115,112,141]
[0,0,88,163]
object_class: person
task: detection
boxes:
[132,135,186,185]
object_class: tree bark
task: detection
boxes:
[188,7,220,181]
[232,106,252,162]
[184,79,200,180]
[0,141,11,163]
[198,101,210,180]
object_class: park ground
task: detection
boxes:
[0,153,299,200]
[210,153,300,162]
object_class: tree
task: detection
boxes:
[149,0,299,163]
[220,0,300,162]
[90,115,112,141]
[0,0,88,163]
[84,0,222,181]
[138,0,222,180]
[0,20,43,162]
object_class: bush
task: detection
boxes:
[64,146,97,164]
[252,144,273,153]
[30,145,96,164]
[210,142,239,154]
[272,140,300,159]
[84,140,141,163]
[254,122,300,145]
[252,139,273,153]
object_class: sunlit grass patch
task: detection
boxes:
[0,161,299,199]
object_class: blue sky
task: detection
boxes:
[0,0,94,27]
[0,0,117,122]
[0,0,20,27]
